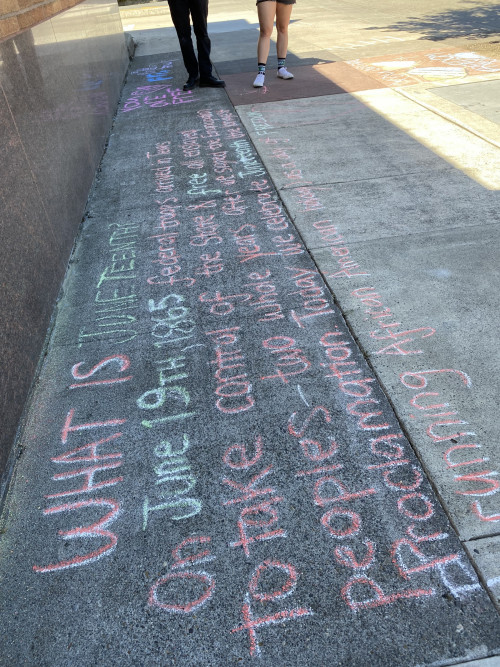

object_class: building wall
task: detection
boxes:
[0,0,129,486]
[1,0,85,40]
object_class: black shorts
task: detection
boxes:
[257,0,296,4]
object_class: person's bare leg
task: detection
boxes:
[254,1,277,86]
[276,3,294,78]
[257,1,276,64]
[276,3,293,60]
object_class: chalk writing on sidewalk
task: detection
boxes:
[33,355,131,572]
[347,49,500,86]
[244,106,499,538]
[17,61,499,666]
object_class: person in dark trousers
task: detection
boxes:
[167,0,225,91]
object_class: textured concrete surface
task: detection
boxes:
[1,52,499,666]
[431,79,500,124]
[464,536,500,608]
[0,0,499,663]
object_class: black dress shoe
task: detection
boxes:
[183,75,199,91]
[199,75,225,88]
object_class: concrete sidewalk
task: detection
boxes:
[1,0,499,664]
[122,0,500,611]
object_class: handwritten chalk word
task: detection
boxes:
[79,220,140,347]
[266,143,313,188]
[131,61,173,81]
[232,560,313,657]
[150,141,175,194]
[197,108,220,138]
[312,219,370,279]
[209,150,234,178]
[205,327,255,414]
[147,187,196,288]
[351,286,436,355]
[195,251,224,277]
[200,278,284,323]
[255,136,309,186]
[244,269,284,323]
[400,369,500,523]
[222,436,287,557]
[147,294,196,348]
[288,402,377,566]
[121,84,198,113]
[363,378,482,602]
[251,179,289,231]
[246,109,275,136]
[149,536,216,613]
[187,172,222,197]
[216,175,237,193]
[155,196,180,231]
[199,290,252,316]
[190,213,222,247]
[229,223,279,264]
[262,135,290,146]
[272,233,304,257]
[319,330,390,432]
[223,192,247,216]
[341,576,433,612]
[33,405,127,573]
[180,128,202,159]
[367,432,425,496]
[137,353,195,428]
[367,429,480,598]
[69,354,132,389]
[391,532,480,599]
[261,139,313,188]
[51,414,124,499]
[261,336,311,384]
[294,186,325,212]
[286,266,335,328]
[288,403,377,524]
[216,108,245,140]
[147,230,193,289]
[231,139,266,179]
[143,433,202,528]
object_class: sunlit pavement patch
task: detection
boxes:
[347,47,500,87]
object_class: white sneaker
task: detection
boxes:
[277,66,294,80]
[253,72,265,87]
